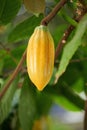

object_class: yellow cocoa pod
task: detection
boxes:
[27,25,55,91]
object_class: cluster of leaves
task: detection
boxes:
[0,0,87,130]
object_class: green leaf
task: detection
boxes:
[24,0,45,16]
[0,60,4,75]
[58,84,85,110]
[11,44,27,61]
[8,15,43,43]
[0,0,21,25]
[56,14,87,81]
[67,0,77,10]
[36,92,52,116]
[0,76,19,124]
[44,83,85,111]
[54,0,60,3]
[54,95,81,111]
[2,53,17,72]
[71,77,84,93]
[60,10,77,26]
[1,44,26,73]
[0,0,6,18]
[58,64,84,93]
[81,30,87,47]
[19,76,37,130]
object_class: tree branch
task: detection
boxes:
[0,50,26,100]
[55,6,87,60]
[41,0,67,26]
[55,25,74,60]
[0,0,67,100]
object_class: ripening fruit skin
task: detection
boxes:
[27,25,55,91]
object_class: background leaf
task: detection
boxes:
[54,95,81,111]
[24,0,45,16]
[71,77,84,93]
[36,92,53,116]
[44,83,85,111]
[19,76,37,130]
[0,0,21,25]
[0,75,19,124]
[8,15,43,43]
[58,64,84,93]
[53,24,67,48]
[56,14,87,81]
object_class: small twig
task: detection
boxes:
[70,57,87,63]
[84,99,87,130]
[55,57,87,66]
[41,0,67,26]
[0,50,26,100]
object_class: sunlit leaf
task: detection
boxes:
[56,14,87,81]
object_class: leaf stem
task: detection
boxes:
[41,0,67,26]
[0,50,26,100]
